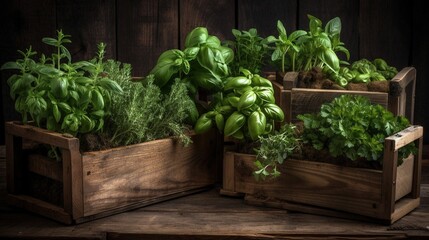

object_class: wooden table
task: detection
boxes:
[1,146,429,240]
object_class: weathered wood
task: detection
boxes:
[81,131,217,217]
[222,125,423,223]
[5,122,219,224]
[6,194,73,224]
[27,154,63,182]
[180,0,235,48]
[117,0,179,77]
[237,0,297,37]
[289,88,388,122]
[388,67,416,123]
[5,122,78,149]
[359,0,411,69]
[56,0,116,61]
[1,183,429,239]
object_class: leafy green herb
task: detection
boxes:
[225,28,270,75]
[194,68,284,142]
[253,123,300,179]
[148,27,234,93]
[267,15,350,74]
[297,95,416,164]
[105,70,194,147]
[1,30,122,137]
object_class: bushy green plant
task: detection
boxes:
[267,15,350,74]
[254,123,300,179]
[193,69,284,142]
[225,28,270,75]
[0,30,122,136]
[297,95,416,165]
[105,70,194,147]
[326,58,398,87]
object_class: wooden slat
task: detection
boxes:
[62,139,83,220]
[385,125,423,151]
[0,0,57,144]
[56,0,117,61]
[81,130,217,217]
[5,122,78,149]
[233,153,385,218]
[290,89,388,122]
[117,0,179,77]
[5,133,23,194]
[221,151,236,195]
[180,0,235,49]
[359,0,411,68]
[27,154,63,182]
[6,194,72,224]
[237,0,297,36]
[412,133,423,198]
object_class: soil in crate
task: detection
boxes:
[293,67,389,93]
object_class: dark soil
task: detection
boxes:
[296,67,389,93]
[80,132,114,152]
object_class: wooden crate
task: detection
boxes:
[268,67,416,124]
[5,121,221,224]
[221,125,423,224]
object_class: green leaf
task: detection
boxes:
[53,104,61,122]
[185,27,208,48]
[42,37,58,46]
[1,61,21,70]
[91,89,104,109]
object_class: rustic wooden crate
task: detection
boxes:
[268,67,416,124]
[221,125,423,224]
[5,121,221,224]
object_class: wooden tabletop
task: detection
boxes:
[1,145,429,239]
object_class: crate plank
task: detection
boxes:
[222,125,423,223]
[5,122,219,224]
[117,0,179,77]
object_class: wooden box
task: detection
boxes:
[5,121,221,224]
[268,67,416,124]
[221,125,423,224]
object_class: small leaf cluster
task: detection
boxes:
[225,28,270,76]
[267,15,350,73]
[194,69,284,142]
[254,123,300,179]
[326,58,399,87]
[297,95,416,164]
[149,27,234,93]
[105,69,194,147]
[1,30,122,136]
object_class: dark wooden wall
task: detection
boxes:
[1,0,428,144]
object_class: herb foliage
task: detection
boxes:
[297,95,416,165]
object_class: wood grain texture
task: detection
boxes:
[237,0,297,36]
[359,0,411,69]
[180,0,235,48]
[0,0,57,144]
[117,0,179,77]
[81,130,218,216]
[289,89,388,122]
[230,152,417,222]
[56,0,116,61]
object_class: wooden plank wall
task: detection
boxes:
[1,0,428,144]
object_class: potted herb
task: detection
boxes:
[2,30,219,224]
[264,15,415,123]
[221,94,423,224]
